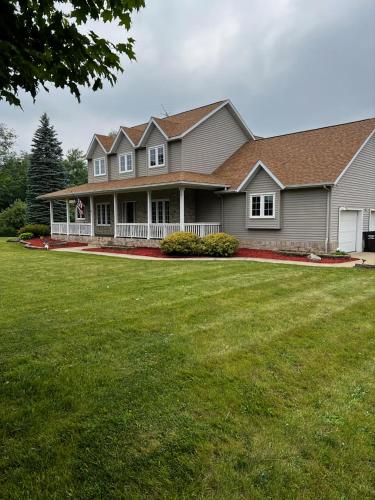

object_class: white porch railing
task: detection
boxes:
[68,223,92,236]
[51,222,68,235]
[115,223,221,239]
[51,222,91,236]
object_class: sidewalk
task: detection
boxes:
[52,246,357,268]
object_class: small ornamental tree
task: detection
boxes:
[26,113,67,224]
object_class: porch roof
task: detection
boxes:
[38,171,230,200]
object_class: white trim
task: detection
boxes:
[89,196,94,236]
[96,202,111,226]
[86,135,107,158]
[334,129,375,185]
[249,192,276,219]
[179,187,185,231]
[338,207,364,252]
[237,160,285,192]
[148,144,165,168]
[369,209,375,231]
[118,152,134,173]
[138,118,169,146]
[109,127,136,153]
[93,157,106,177]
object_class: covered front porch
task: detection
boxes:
[49,186,222,241]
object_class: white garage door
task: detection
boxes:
[339,210,359,252]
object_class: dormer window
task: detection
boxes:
[119,152,133,173]
[148,145,165,167]
[249,193,275,218]
[94,157,106,176]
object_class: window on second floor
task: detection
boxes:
[119,152,133,173]
[148,145,165,167]
[94,157,106,176]
[249,193,275,218]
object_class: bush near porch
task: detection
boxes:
[160,231,239,257]
[1,238,374,498]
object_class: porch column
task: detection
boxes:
[90,195,94,236]
[66,199,70,236]
[147,190,152,239]
[49,201,54,235]
[179,187,185,232]
[113,192,118,237]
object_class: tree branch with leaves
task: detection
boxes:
[0,0,145,107]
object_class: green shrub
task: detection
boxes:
[200,232,239,257]
[160,231,200,255]
[19,232,34,240]
[0,200,26,230]
[18,224,50,237]
[0,226,17,237]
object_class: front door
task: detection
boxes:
[152,200,170,223]
[122,201,136,223]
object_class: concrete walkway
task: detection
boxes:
[52,246,358,268]
[351,252,375,265]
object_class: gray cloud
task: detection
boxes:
[0,0,374,152]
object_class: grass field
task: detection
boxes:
[1,238,374,499]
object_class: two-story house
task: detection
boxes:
[41,100,375,253]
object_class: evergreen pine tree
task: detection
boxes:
[26,113,66,224]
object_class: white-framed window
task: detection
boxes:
[122,201,136,223]
[152,199,170,223]
[249,193,275,218]
[75,206,85,220]
[94,157,106,176]
[119,152,133,173]
[96,202,111,226]
[148,144,165,168]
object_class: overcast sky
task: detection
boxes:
[1,0,374,153]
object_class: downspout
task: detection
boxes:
[323,186,331,253]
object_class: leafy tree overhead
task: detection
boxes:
[26,113,67,224]
[0,0,145,107]
[62,148,88,186]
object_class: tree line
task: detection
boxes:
[0,114,88,235]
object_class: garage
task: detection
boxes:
[339,209,362,252]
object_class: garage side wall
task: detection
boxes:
[330,134,375,249]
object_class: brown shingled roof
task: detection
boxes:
[214,118,375,189]
[39,171,230,199]
[95,134,114,152]
[121,124,147,145]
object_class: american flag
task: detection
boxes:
[76,198,84,218]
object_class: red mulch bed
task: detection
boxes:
[24,237,87,249]
[82,246,355,264]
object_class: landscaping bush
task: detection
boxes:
[0,226,17,237]
[160,231,200,255]
[19,232,34,240]
[18,224,50,237]
[200,232,239,257]
[0,200,26,231]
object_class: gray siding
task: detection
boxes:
[244,169,281,229]
[169,140,182,172]
[223,188,327,245]
[109,135,135,180]
[181,106,248,173]
[88,143,108,183]
[136,149,147,177]
[330,134,375,246]
[195,191,221,223]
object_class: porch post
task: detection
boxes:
[49,201,54,235]
[179,187,185,232]
[113,192,118,238]
[90,195,94,237]
[66,199,70,236]
[147,190,152,239]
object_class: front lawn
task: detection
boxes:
[1,239,374,499]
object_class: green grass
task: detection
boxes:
[1,238,374,499]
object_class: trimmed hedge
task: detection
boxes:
[160,232,200,256]
[19,232,34,241]
[200,233,239,257]
[160,231,239,257]
[0,226,17,237]
[18,224,50,237]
